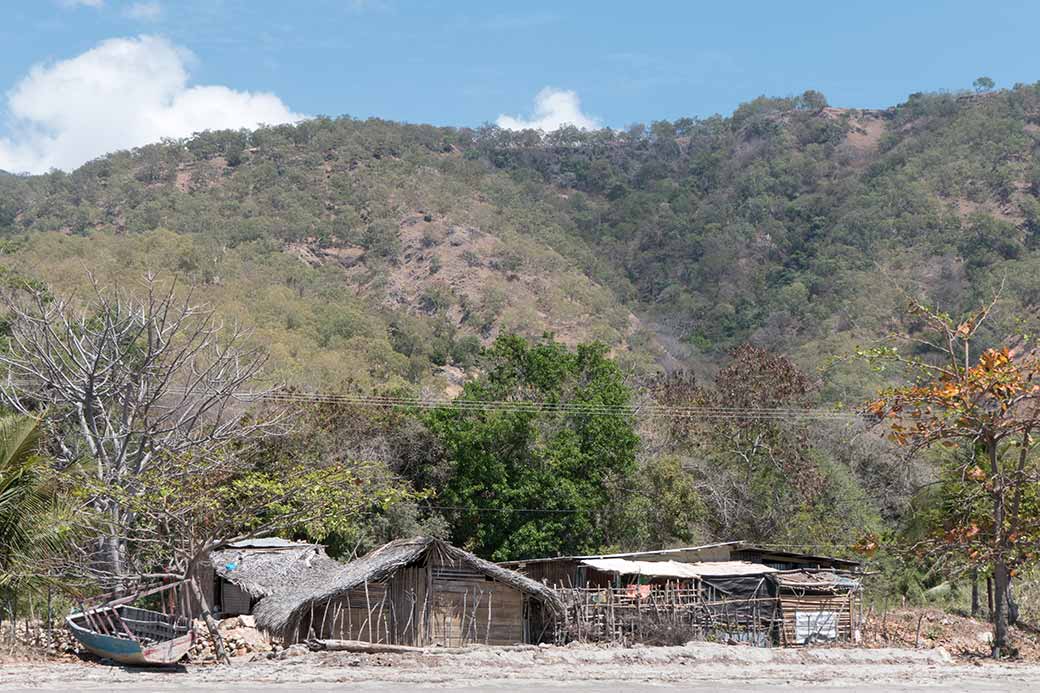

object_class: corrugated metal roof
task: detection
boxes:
[226,537,309,549]
[772,571,860,590]
[500,542,744,565]
[590,542,744,561]
[500,540,860,569]
[580,558,777,578]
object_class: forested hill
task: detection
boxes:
[3,84,1040,400]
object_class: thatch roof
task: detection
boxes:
[253,536,564,632]
[210,539,342,599]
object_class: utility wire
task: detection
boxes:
[5,376,862,421]
[159,386,863,422]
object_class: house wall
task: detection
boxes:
[776,593,856,645]
[731,549,852,571]
[427,554,526,646]
[220,580,252,616]
[181,560,216,619]
[308,582,394,643]
[297,557,533,647]
[505,558,582,587]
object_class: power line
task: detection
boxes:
[4,375,863,421]
[424,505,583,514]
[160,386,863,422]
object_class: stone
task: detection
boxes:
[280,643,309,659]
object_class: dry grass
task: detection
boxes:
[861,607,1040,661]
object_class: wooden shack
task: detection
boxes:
[253,537,563,646]
[770,571,862,645]
[206,538,341,617]
[501,542,862,648]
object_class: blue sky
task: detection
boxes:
[2,0,1039,172]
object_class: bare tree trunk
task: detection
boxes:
[989,437,1010,658]
[1007,575,1019,627]
[188,578,230,665]
[993,559,1009,657]
[970,568,980,619]
[99,530,126,583]
[0,276,285,581]
[987,577,994,618]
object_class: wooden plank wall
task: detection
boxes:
[777,593,855,645]
[295,555,533,647]
[508,559,580,587]
[295,566,428,645]
[300,563,443,646]
[183,561,216,619]
[427,555,526,646]
[313,583,398,644]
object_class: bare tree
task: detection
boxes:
[0,274,285,580]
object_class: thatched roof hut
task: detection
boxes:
[208,538,343,616]
[254,537,564,646]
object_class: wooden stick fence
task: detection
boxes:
[554,581,837,647]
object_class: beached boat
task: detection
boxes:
[66,582,195,665]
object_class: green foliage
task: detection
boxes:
[974,76,996,93]
[5,86,1040,402]
[608,455,705,551]
[653,345,884,547]
[5,85,1040,583]
[424,335,638,560]
[0,415,80,593]
[118,445,424,573]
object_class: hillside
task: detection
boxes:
[3,85,1040,400]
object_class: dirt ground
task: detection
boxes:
[3,642,1040,691]
[860,607,1040,659]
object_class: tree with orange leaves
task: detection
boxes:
[863,294,1040,657]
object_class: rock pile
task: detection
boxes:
[0,623,80,662]
[189,615,274,662]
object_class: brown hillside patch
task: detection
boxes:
[171,157,231,193]
[822,108,888,160]
[284,212,646,354]
[953,196,1025,226]
[845,112,887,156]
[287,241,366,270]
[175,168,192,193]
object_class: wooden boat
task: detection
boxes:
[66,581,195,665]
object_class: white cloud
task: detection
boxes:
[496,87,601,131]
[125,1,161,21]
[0,35,302,173]
[61,0,104,7]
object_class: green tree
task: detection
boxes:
[424,335,638,560]
[0,415,79,606]
[973,76,996,93]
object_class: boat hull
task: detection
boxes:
[66,614,194,665]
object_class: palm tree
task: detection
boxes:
[0,414,77,630]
